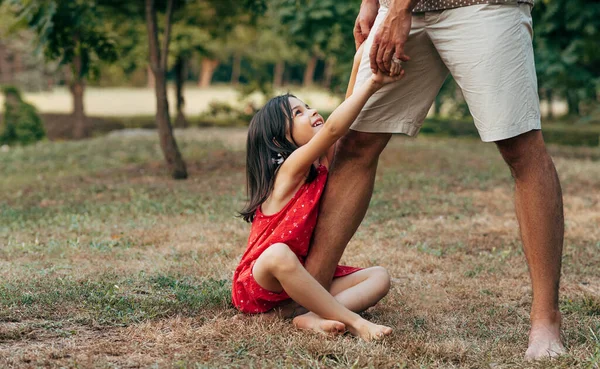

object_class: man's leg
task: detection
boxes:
[304,130,392,289]
[496,130,565,359]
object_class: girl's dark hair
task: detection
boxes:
[240,93,318,222]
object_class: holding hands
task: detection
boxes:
[354,0,413,76]
[371,65,405,87]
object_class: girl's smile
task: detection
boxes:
[289,97,324,146]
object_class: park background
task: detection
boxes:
[0,0,598,368]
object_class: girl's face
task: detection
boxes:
[288,97,324,146]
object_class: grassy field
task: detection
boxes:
[1,128,599,368]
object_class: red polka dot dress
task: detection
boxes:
[232,164,362,314]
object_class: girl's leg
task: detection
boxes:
[293,267,391,334]
[253,243,392,341]
[329,267,391,312]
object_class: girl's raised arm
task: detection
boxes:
[280,67,404,184]
[346,44,364,99]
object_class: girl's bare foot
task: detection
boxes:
[347,318,393,341]
[293,312,346,336]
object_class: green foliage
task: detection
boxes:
[0,85,45,145]
[533,0,600,115]
[10,0,118,81]
[276,0,359,51]
[275,0,361,92]
[178,0,262,59]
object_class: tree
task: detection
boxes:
[145,0,187,179]
[533,0,600,116]
[181,1,257,88]
[276,0,360,89]
[170,26,210,127]
[105,0,264,179]
[9,0,118,139]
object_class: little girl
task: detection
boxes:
[233,48,404,341]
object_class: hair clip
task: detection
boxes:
[271,153,284,165]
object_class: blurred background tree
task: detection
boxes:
[7,0,118,139]
[1,0,597,119]
[0,0,598,177]
[532,0,600,120]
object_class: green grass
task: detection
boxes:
[0,274,231,326]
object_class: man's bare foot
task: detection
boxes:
[525,314,566,360]
[347,318,393,342]
[293,312,346,336]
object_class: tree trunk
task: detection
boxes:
[70,80,86,139]
[546,89,554,120]
[303,55,318,88]
[323,57,335,89]
[147,64,155,88]
[174,54,187,128]
[70,50,87,140]
[0,42,10,84]
[199,58,219,87]
[230,53,241,86]
[434,94,442,116]
[146,0,188,179]
[273,60,284,88]
[13,52,22,74]
[566,90,580,116]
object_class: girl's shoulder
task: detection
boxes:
[260,164,326,217]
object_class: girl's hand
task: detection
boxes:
[370,67,405,88]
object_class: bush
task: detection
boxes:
[202,101,257,123]
[0,85,46,145]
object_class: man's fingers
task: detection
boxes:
[377,45,391,74]
[382,47,394,73]
[393,46,410,62]
[354,20,365,49]
[359,19,371,40]
[369,40,380,74]
[354,34,364,50]
[354,18,373,50]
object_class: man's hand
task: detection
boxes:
[354,0,379,50]
[369,7,412,74]
[371,67,405,88]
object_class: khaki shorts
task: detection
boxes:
[352,3,541,142]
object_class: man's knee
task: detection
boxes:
[496,130,552,177]
[336,130,392,166]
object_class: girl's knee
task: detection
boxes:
[262,243,300,274]
[368,266,391,295]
